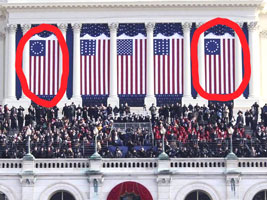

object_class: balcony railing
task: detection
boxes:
[0,157,266,175]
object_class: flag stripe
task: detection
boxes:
[205,37,235,94]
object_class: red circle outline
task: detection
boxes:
[15,24,69,108]
[191,17,251,101]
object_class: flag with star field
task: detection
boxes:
[154,23,184,95]
[117,24,147,95]
[80,24,110,96]
[204,25,235,94]
[29,34,61,96]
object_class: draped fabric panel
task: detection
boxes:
[29,34,61,96]
[80,24,110,95]
[117,24,147,95]
[107,181,153,200]
[154,23,184,95]
[204,33,235,94]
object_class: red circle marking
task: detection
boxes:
[16,24,69,108]
[191,17,251,101]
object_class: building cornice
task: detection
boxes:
[0,0,264,9]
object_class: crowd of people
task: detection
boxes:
[0,101,267,158]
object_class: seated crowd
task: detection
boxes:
[0,101,267,158]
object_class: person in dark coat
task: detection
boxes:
[17,106,25,131]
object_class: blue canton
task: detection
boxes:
[117,39,133,56]
[30,40,46,56]
[154,39,169,55]
[80,40,96,56]
[205,39,220,55]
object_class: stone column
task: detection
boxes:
[260,30,267,105]
[248,22,260,101]
[3,24,18,106]
[57,23,69,106]
[107,23,119,108]
[157,175,171,200]
[235,23,244,97]
[182,22,193,105]
[19,24,31,106]
[0,31,5,105]
[144,22,157,108]
[20,155,36,200]
[71,23,82,105]
[226,176,240,200]
[196,22,208,105]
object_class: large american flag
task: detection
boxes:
[204,36,235,94]
[117,38,146,95]
[154,37,184,94]
[80,38,110,95]
[29,38,60,96]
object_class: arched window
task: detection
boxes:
[185,190,212,200]
[253,190,267,200]
[50,191,75,200]
[0,192,8,200]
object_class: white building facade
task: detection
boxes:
[0,156,267,200]
[0,0,267,108]
[1,1,267,200]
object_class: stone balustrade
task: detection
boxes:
[0,157,266,174]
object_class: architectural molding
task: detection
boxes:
[182,22,192,32]
[71,23,81,32]
[145,22,155,32]
[6,24,17,33]
[39,182,85,200]
[21,24,31,34]
[0,184,16,200]
[175,182,221,200]
[260,30,267,38]
[248,21,259,31]
[58,23,68,32]
[157,175,172,185]
[108,22,118,32]
[243,182,267,200]
[0,0,263,9]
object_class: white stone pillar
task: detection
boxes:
[234,22,248,107]
[20,156,35,200]
[71,23,82,105]
[196,22,208,105]
[260,30,267,105]
[157,175,171,200]
[235,23,244,95]
[248,21,260,101]
[107,23,119,108]
[3,24,18,106]
[144,22,157,108]
[0,31,5,105]
[57,23,69,107]
[182,22,193,105]
[19,24,31,107]
[226,176,240,200]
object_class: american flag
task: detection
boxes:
[29,39,60,96]
[80,38,110,95]
[117,38,146,95]
[154,38,184,94]
[204,37,235,94]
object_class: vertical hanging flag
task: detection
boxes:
[80,38,110,95]
[154,37,184,95]
[204,37,235,94]
[117,38,147,95]
[29,38,60,96]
